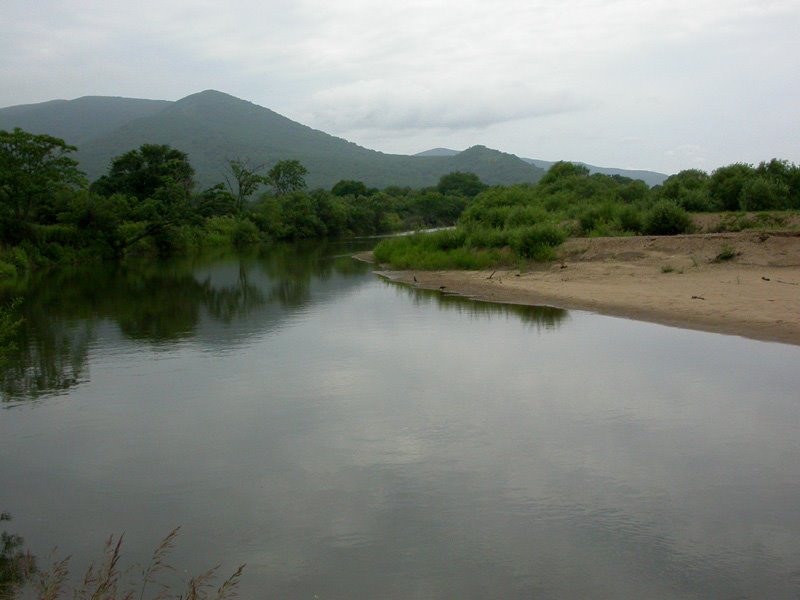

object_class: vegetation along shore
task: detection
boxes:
[367,228,800,346]
[369,161,800,345]
[2,121,799,345]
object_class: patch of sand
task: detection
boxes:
[361,231,800,345]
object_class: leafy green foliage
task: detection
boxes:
[194,183,237,218]
[331,179,370,197]
[437,171,486,197]
[709,163,755,211]
[0,300,22,364]
[267,159,307,195]
[715,243,738,261]
[538,161,590,186]
[3,123,800,274]
[659,169,711,211]
[510,224,567,259]
[740,176,791,211]
[0,128,85,240]
[223,158,264,214]
[643,201,692,235]
[374,230,506,270]
[91,144,194,201]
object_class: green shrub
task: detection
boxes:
[427,229,468,251]
[0,260,17,279]
[586,221,624,237]
[617,205,643,233]
[740,177,790,211]
[231,219,261,246]
[5,247,29,272]
[504,206,548,229]
[715,243,737,261]
[578,205,614,234]
[465,227,510,249]
[510,224,567,259]
[643,201,692,235]
[373,231,509,269]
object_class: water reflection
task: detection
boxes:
[0,512,35,598]
[2,242,800,599]
[0,242,570,403]
[0,242,373,402]
[383,278,568,330]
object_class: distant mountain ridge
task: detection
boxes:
[0,90,545,189]
[0,90,668,189]
[0,96,171,146]
[414,148,668,186]
[521,158,667,187]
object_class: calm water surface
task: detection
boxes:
[2,242,800,599]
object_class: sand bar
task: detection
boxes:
[360,231,800,346]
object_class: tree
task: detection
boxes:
[658,169,711,211]
[539,161,590,186]
[224,158,264,214]
[195,183,237,218]
[756,159,800,208]
[267,160,307,196]
[739,177,790,211]
[91,144,195,201]
[436,171,486,197]
[708,163,755,211]
[91,145,197,254]
[331,179,369,197]
[0,128,85,232]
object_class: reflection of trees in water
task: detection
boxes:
[0,245,372,402]
[1,316,92,402]
[0,512,35,598]
[256,241,372,308]
[202,263,266,323]
[385,279,569,331]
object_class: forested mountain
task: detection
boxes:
[0,96,171,146]
[0,90,545,189]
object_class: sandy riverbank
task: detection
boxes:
[358,231,800,345]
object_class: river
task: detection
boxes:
[2,241,800,599]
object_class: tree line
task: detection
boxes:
[0,128,472,277]
[2,126,799,277]
[374,160,800,270]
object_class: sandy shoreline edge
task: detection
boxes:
[355,231,800,346]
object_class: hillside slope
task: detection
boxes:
[2,90,545,189]
[0,96,171,146]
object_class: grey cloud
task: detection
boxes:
[309,81,590,132]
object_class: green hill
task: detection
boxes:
[0,96,171,146]
[1,90,545,190]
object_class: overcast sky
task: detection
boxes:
[3,0,799,174]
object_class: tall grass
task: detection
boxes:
[29,528,244,600]
[373,223,567,269]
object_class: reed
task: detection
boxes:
[32,528,244,600]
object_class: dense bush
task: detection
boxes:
[510,224,567,259]
[643,201,692,235]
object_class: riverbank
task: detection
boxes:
[359,231,800,345]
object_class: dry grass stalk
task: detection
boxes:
[27,529,244,600]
